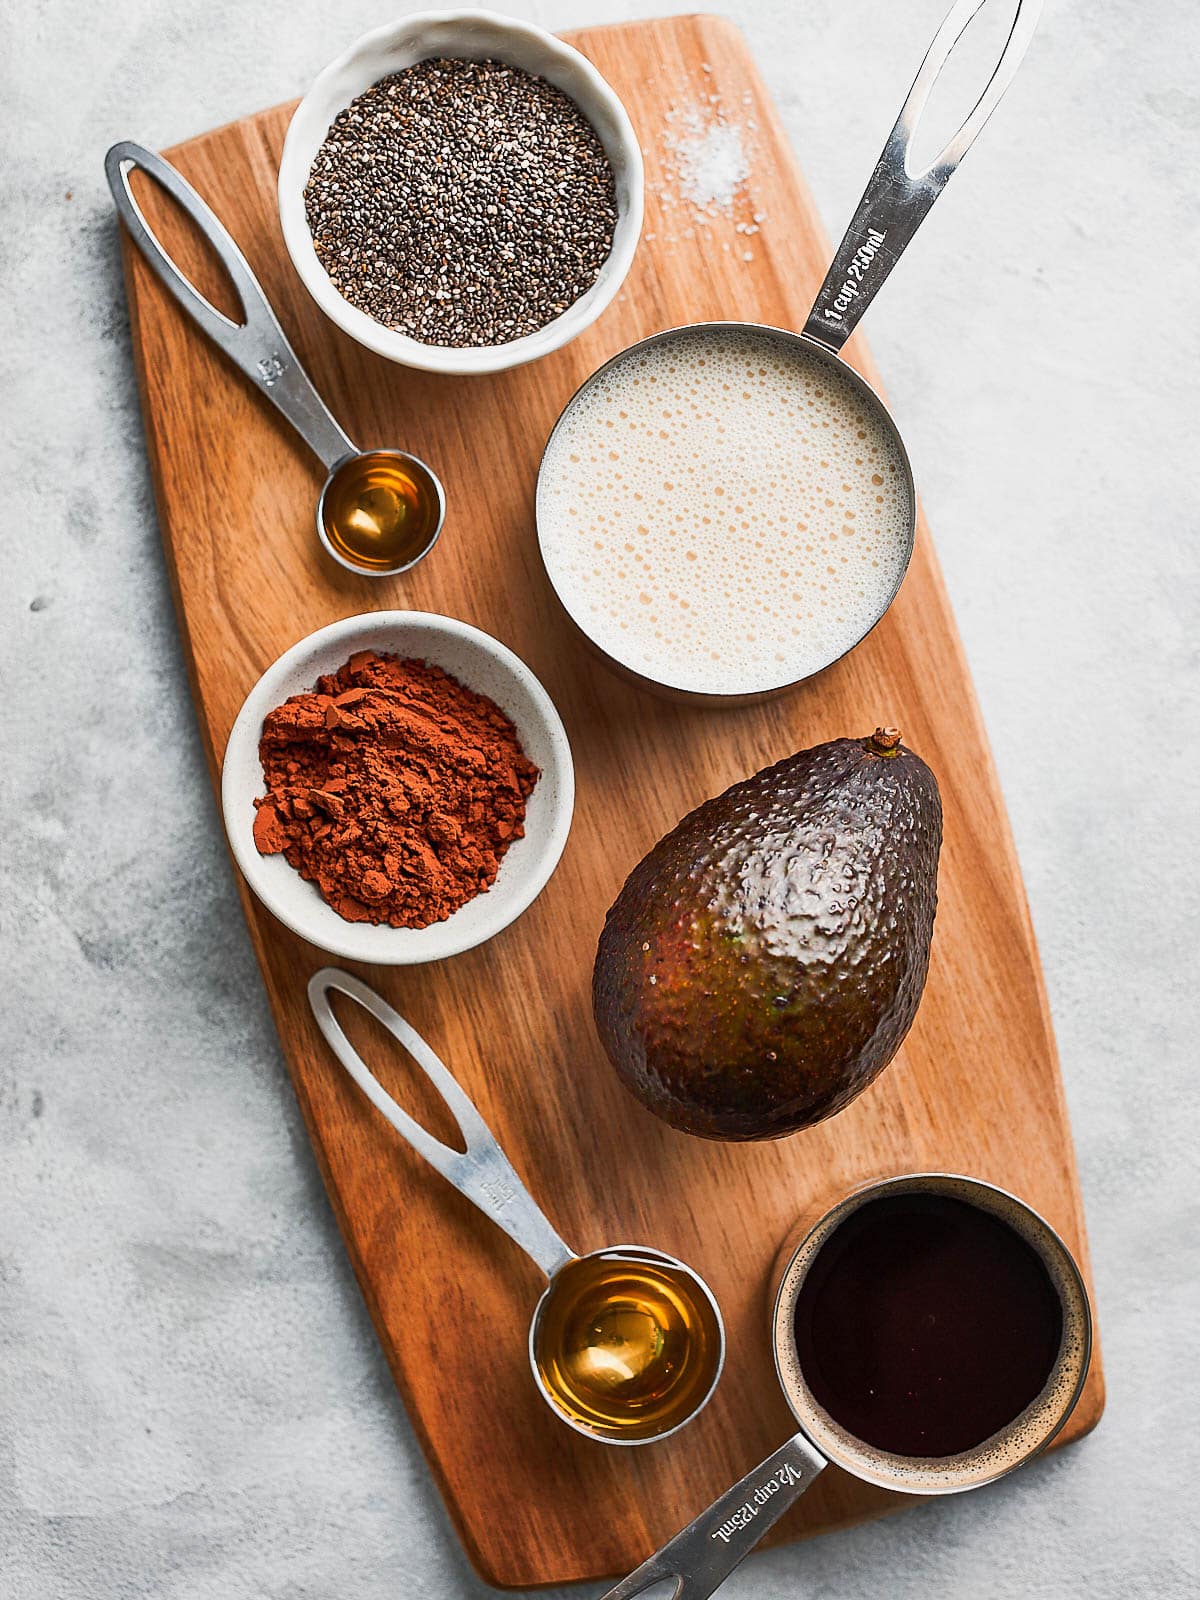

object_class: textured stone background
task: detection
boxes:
[3,1,1198,1595]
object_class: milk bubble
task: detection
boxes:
[537,327,912,696]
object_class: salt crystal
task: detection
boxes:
[664,107,751,214]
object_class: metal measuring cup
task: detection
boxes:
[308,968,725,1445]
[536,0,1042,701]
[601,1172,1091,1599]
[105,141,445,577]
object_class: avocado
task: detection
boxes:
[592,730,942,1140]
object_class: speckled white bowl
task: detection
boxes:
[221,612,574,964]
[278,10,644,375]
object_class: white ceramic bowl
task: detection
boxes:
[278,10,644,375]
[221,612,574,963]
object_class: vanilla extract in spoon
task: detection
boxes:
[319,449,444,572]
[106,143,445,579]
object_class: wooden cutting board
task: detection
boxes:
[118,14,1104,1588]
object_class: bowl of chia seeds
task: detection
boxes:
[279,10,643,374]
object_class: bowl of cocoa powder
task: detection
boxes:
[221,612,574,963]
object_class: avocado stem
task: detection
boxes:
[867,727,902,757]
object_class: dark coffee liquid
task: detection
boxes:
[793,1193,1063,1457]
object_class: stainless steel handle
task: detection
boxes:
[105,140,356,471]
[803,0,1042,351]
[600,1434,827,1600]
[307,968,575,1280]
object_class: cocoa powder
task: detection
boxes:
[252,650,539,927]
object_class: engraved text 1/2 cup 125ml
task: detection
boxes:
[600,1172,1091,1600]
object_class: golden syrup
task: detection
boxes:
[534,1250,722,1440]
[321,450,442,572]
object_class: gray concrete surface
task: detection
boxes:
[3,1,1198,1595]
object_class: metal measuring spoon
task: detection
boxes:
[105,142,445,577]
[308,968,725,1446]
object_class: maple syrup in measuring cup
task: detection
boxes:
[534,1248,724,1441]
[307,970,726,1447]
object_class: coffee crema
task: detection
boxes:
[537,326,912,696]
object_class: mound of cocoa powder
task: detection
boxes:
[252,650,539,928]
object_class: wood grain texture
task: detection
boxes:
[117,15,1103,1588]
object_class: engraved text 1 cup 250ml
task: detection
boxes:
[536,0,1042,701]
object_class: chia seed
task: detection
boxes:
[303,57,619,348]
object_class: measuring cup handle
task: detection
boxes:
[599,1434,827,1600]
[308,969,576,1280]
[803,0,1042,352]
[105,141,355,471]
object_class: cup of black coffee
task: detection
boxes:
[601,1173,1092,1600]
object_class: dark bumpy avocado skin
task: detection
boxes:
[592,734,942,1141]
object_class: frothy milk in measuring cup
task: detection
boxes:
[537,326,913,696]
